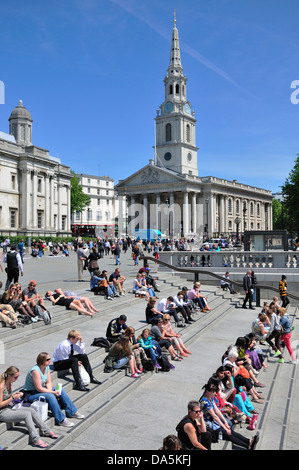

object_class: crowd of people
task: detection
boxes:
[0,236,297,450]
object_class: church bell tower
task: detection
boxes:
[154,12,198,176]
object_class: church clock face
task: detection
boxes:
[184,103,191,114]
[164,152,172,161]
[164,101,173,113]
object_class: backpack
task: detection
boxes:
[141,356,155,372]
[91,337,111,349]
[157,354,171,372]
[34,305,51,325]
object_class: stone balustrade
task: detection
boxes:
[157,250,299,270]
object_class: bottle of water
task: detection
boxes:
[218,429,223,441]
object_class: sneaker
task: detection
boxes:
[59,418,74,427]
[106,296,113,300]
[155,363,162,369]
[274,350,282,357]
[72,411,85,419]
[131,373,139,378]
[278,358,284,363]
[31,317,38,323]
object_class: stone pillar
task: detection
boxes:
[143,195,148,230]
[183,191,189,236]
[50,176,55,229]
[57,183,62,231]
[118,195,124,236]
[169,192,174,238]
[32,170,38,228]
[20,168,31,230]
[219,195,225,235]
[156,194,161,233]
[191,192,197,233]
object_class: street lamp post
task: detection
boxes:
[235,216,241,247]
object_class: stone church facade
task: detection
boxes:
[116,16,273,239]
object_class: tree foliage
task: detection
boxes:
[281,154,299,233]
[272,198,283,230]
[70,171,91,214]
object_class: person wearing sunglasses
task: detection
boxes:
[176,400,212,450]
[23,352,84,428]
[0,366,58,448]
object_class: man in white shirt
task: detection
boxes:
[157,296,185,327]
[52,330,101,391]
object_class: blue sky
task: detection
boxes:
[0,0,298,193]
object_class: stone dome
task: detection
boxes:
[9,100,33,121]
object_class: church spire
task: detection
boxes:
[168,9,182,72]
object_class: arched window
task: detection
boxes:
[250,202,254,216]
[169,84,173,95]
[228,198,232,213]
[236,200,240,214]
[257,203,260,217]
[186,124,191,143]
[175,84,179,94]
[166,123,172,141]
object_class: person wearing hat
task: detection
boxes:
[106,315,128,344]
[22,281,45,311]
[3,244,23,290]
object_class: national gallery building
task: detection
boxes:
[0,100,72,237]
[116,17,273,239]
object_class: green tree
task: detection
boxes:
[272,198,283,229]
[70,171,91,214]
[281,154,299,233]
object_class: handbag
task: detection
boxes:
[31,396,48,421]
[79,365,90,386]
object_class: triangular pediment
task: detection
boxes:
[116,163,185,190]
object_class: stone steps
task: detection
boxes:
[1,269,298,451]
[0,277,235,450]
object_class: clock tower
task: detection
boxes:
[154,12,198,176]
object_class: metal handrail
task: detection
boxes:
[140,255,299,307]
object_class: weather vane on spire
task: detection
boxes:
[174,9,176,25]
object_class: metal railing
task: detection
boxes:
[140,255,299,307]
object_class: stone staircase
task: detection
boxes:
[0,271,298,451]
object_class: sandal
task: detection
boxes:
[172,356,182,361]
[44,431,59,439]
[32,440,49,448]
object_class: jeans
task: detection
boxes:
[115,255,121,265]
[113,357,129,369]
[28,387,77,424]
[144,347,158,363]
[0,406,51,443]
[108,284,117,296]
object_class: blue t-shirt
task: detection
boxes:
[24,365,49,392]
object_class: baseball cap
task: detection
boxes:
[29,280,37,286]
